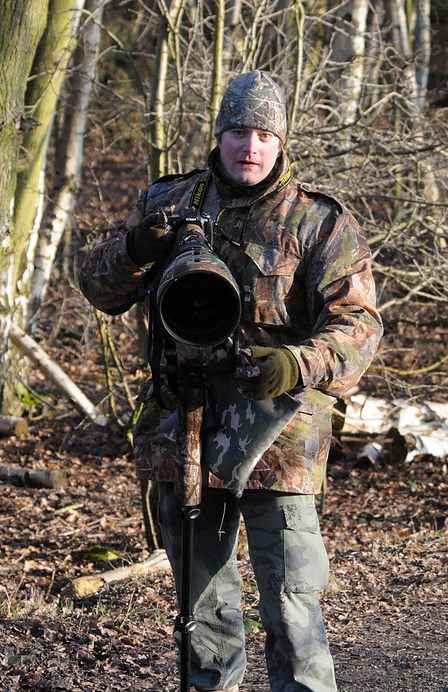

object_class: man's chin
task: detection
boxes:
[235,173,263,186]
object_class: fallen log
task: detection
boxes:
[0,463,67,489]
[0,415,28,437]
[61,549,171,598]
[10,325,108,425]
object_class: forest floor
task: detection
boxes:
[1,147,448,691]
[0,279,447,692]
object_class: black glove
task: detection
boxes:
[126,211,175,265]
[235,346,300,400]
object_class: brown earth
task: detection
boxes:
[0,282,447,692]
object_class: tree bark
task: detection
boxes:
[13,0,85,298]
[1,0,85,416]
[208,0,225,151]
[413,0,431,111]
[0,0,49,414]
[149,0,185,181]
[0,0,48,242]
[341,0,369,126]
[26,0,104,333]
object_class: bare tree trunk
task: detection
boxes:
[0,0,49,414]
[225,0,241,29]
[149,17,170,180]
[149,0,185,181]
[26,0,105,333]
[2,0,85,416]
[388,0,420,112]
[13,0,85,300]
[208,0,225,152]
[413,0,431,111]
[290,0,306,131]
[5,0,85,414]
[341,0,369,126]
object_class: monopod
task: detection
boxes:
[151,209,242,691]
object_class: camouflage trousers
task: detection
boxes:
[158,483,337,692]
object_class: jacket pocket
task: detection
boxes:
[245,241,299,327]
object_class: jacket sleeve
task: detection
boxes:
[79,201,148,315]
[79,173,201,315]
[285,208,383,398]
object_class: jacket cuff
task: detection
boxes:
[281,345,303,388]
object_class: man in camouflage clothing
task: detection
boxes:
[80,71,383,692]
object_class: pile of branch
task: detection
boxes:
[341,394,448,463]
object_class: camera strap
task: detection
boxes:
[190,170,212,211]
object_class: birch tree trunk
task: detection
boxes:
[290,0,306,131]
[13,0,85,303]
[0,1,47,242]
[26,0,105,333]
[0,0,86,414]
[208,0,225,152]
[0,0,49,413]
[413,0,431,111]
[341,0,370,126]
[225,0,241,29]
[149,0,185,181]
[388,0,420,112]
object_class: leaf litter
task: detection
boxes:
[0,168,447,690]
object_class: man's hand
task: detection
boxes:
[235,346,300,400]
[126,211,175,265]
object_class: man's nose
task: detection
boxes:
[242,132,258,153]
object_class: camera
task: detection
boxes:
[156,209,242,348]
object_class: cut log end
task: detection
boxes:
[0,415,28,437]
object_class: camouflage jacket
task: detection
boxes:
[80,152,383,495]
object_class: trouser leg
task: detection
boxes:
[240,491,337,692]
[158,483,246,692]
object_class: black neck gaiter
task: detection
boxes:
[207,146,286,201]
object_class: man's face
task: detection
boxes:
[218,127,281,186]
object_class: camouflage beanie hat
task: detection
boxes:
[214,70,288,144]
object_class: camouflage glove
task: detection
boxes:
[126,211,175,265]
[235,346,300,400]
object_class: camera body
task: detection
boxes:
[156,209,242,348]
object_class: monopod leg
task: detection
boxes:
[175,353,204,691]
[178,505,201,692]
